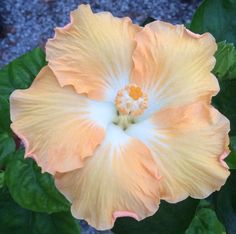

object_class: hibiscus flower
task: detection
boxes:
[10,4,230,230]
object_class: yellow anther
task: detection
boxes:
[128,86,143,100]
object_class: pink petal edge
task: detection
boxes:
[219,150,230,169]
[112,211,139,223]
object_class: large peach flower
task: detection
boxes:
[10,4,230,230]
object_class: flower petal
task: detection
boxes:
[10,66,116,175]
[55,124,160,230]
[132,21,219,116]
[126,102,230,202]
[46,4,140,101]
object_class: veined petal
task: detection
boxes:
[55,124,160,230]
[126,102,230,202]
[132,21,219,116]
[10,66,116,175]
[46,4,140,101]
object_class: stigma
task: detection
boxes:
[115,84,148,117]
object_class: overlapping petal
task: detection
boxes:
[10,66,116,175]
[46,4,140,101]
[126,102,230,202]
[55,124,160,230]
[131,21,219,117]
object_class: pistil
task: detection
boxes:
[114,84,148,130]
[113,114,135,130]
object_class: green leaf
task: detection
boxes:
[0,187,81,234]
[0,47,46,99]
[0,170,4,189]
[0,48,46,164]
[0,97,15,165]
[5,150,70,213]
[112,198,199,234]
[213,41,236,81]
[185,200,224,234]
[209,170,236,234]
[190,0,236,45]
[212,42,236,136]
[213,77,236,136]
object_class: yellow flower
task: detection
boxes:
[10,4,230,230]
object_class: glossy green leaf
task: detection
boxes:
[185,200,224,234]
[209,170,236,234]
[0,47,46,99]
[0,48,46,164]
[112,198,199,234]
[0,97,15,165]
[5,150,70,213]
[213,41,236,81]
[0,188,81,234]
[212,42,236,136]
[190,0,236,44]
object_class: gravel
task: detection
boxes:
[0,0,201,68]
[0,0,201,233]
